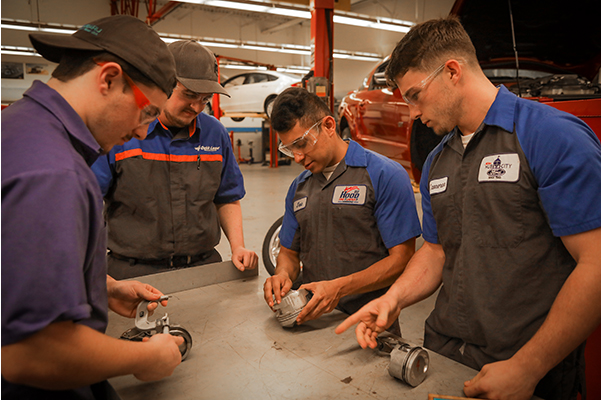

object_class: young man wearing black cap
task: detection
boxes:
[93,40,258,279]
[2,15,184,399]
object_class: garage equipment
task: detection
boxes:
[376,335,430,387]
[272,288,313,328]
[120,295,193,360]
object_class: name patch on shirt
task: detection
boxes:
[429,177,448,195]
[478,154,520,182]
[332,185,366,205]
[293,197,307,212]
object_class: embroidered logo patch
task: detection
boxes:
[293,197,307,212]
[429,177,448,195]
[195,145,220,152]
[332,185,366,205]
[478,154,520,182]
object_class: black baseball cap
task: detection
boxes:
[168,40,230,97]
[29,15,176,96]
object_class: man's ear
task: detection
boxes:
[445,59,463,85]
[97,62,122,95]
[323,115,337,136]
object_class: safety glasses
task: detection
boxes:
[401,63,446,106]
[174,85,213,104]
[95,60,160,125]
[278,118,323,158]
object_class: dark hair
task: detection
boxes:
[385,15,478,88]
[271,87,333,133]
[52,50,155,89]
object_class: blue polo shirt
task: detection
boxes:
[2,81,110,398]
[280,140,422,314]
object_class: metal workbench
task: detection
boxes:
[106,261,540,400]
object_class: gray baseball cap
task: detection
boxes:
[168,40,230,97]
[29,15,176,96]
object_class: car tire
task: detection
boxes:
[262,216,283,276]
[340,126,352,140]
[264,95,277,119]
[231,117,245,122]
[262,216,302,288]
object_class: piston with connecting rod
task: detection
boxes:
[376,334,430,387]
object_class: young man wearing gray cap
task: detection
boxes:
[2,15,184,399]
[92,40,258,279]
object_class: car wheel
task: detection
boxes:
[340,126,352,140]
[231,117,245,122]
[264,95,277,119]
[262,216,283,275]
[261,215,303,289]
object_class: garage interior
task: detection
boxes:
[1,0,599,399]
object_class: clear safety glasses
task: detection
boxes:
[278,119,323,158]
[401,63,446,106]
[174,85,213,104]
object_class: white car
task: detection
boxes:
[220,71,301,120]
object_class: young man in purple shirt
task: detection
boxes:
[2,15,184,399]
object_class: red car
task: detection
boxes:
[337,57,440,184]
[338,0,600,183]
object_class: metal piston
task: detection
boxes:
[272,289,312,328]
[376,335,430,387]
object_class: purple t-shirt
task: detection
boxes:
[1,81,110,397]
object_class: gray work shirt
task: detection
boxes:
[420,86,601,369]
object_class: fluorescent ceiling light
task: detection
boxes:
[1,23,76,34]
[2,19,383,62]
[197,41,239,48]
[333,15,410,33]
[178,0,413,33]
[266,8,310,19]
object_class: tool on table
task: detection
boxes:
[376,334,430,387]
[120,295,193,360]
[272,289,313,328]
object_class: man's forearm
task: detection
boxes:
[275,246,302,282]
[336,239,415,298]
[385,240,445,310]
[1,321,161,390]
[216,201,245,250]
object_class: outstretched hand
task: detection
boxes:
[335,295,401,348]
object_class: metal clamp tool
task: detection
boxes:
[120,295,193,361]
[376,335,430,387]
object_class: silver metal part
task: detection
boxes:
[272,289,311,328]
[135,295,171,330]
[122,296,193,360]
[376,336,430,387]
